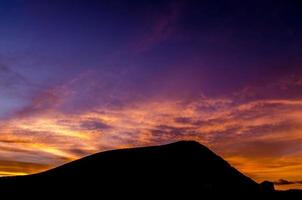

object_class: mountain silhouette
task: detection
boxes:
[0,141,301,199]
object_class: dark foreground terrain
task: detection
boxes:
[0,141,301,199]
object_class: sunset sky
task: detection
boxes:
[0,0,302,190]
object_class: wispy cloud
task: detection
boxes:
[273,179,302,185]
[134,1,183,54]
[0,71,302,191]
[0,65,28,90]
[0,65,35,118]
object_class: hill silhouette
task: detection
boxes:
[0,141,301,198]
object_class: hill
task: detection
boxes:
[0,141,301,198]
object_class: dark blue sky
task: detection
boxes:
[1,1,301,102]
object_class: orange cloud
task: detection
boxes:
[1,94,302,190]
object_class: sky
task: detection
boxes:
[0,0,302,190]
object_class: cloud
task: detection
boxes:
[174,117,194,124]
[0,64,38,119]
[0,65,28,90]
[274,179,302,186]
[0,72,302,191]
[0,160,50,176]
[3,95,302,178]
[274,179,295,185]
[234,72,302,101]
[134,1,183,54]
[12,80,75,118]
[80,119,112,131]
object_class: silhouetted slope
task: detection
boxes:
[0,141,300,198]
